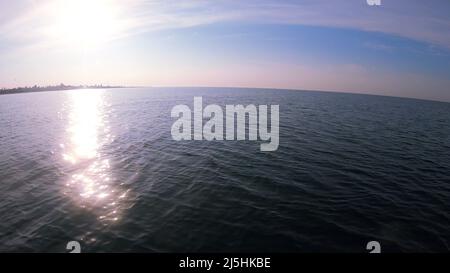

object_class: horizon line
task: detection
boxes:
[1,84,449,104]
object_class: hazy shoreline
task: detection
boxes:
[0,84,125,96]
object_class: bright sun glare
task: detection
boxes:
[50,0,120,48]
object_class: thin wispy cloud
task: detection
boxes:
[1,0,450,53]
[363,42,394,52]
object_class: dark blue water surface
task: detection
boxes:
[0,87,449,252]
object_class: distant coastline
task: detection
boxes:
[0,84,125,96]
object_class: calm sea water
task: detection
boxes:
[0,87,449,252]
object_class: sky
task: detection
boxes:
[0,0,450,102]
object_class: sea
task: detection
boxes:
[0,87,449,252]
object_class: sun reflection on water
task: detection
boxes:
[61,89,128,223]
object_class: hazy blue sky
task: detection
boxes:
[0,0,450,101]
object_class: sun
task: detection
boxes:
[50,0,120,49]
